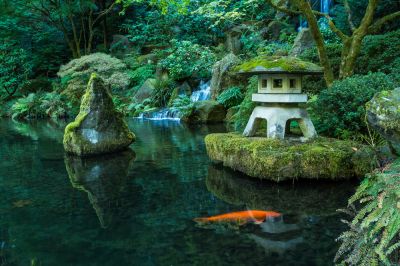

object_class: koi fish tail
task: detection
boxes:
[193,217,209,224]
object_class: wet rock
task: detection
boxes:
[182,100,226,124]
[367,88,400,155]
[289,28,315,57]
[66,149,135,228]
[210,53,241,99]
[133,78,156,103]
[205,133,377,182]
[63,74,135,156]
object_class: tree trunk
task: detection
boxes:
[295,0,335,87]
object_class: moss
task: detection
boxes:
[234,56,323,73]
[205,133,377,182]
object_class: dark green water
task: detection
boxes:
[0,119,356,266]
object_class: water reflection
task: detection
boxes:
[206,164,356,216]
[65,150,136,228]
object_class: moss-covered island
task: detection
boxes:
[234,56,324,74]
[205,133,377,182]
[63,74,135,156]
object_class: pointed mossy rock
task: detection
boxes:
[63,74,135,156]
[205,133,377,182]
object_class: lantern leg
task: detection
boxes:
[266,116,286,139]
[243,110,263,137]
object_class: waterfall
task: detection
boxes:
[320,0,331,14]
[137,80,211,121]
[190,80,211,102]
[298,0,331,30]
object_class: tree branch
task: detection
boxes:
[265,0,301,15]
[368,11,400,34]
[343,0,356,32]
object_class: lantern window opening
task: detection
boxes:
[290,79,297,89]
[262,79,268,89]
[273,79,283,89]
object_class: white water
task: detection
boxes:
[137,80,211,121]
[298,0,331,30]
[190,80,211,102]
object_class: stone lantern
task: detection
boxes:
[236,56,323,140]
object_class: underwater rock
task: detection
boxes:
[367,88,400,156]
[182,100,226,124]
[65,149,136,228]
[63,74,135,156]
[205,133,377,181]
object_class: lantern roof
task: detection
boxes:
[235,56,324,75]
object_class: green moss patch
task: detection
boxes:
[235,56,323,74]
[205,133,377,182]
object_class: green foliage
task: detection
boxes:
[170,95,194,117]
[232,76,258,131]
[0,39,33,97]
[150,78,176,107]
[58,53,131,105]
[128,64,156,87]
[310,73,396,138]
[335,160,400,265]
[10,92,72,120]
[217,87,244,109]
[159,40,216,80]
[356,30,400,75]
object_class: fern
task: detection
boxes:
[335,159,400,265]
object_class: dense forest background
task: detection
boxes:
[1,0,399,138]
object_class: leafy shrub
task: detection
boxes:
[232,77,258,131]
[128,64,156,87]
[356,30,400,75]
[217,87,244,109]
[310,72,396,138]
[40,92,71,118]
[170,95,194,117]
[335,160,400,266]
[11,93,44,119]
[57,53,131,105]
[0,39,33,97]
[159,40,216,80]
[150,78,176,107]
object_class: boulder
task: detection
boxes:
[261,21,293,41]
[367,88,400,155]
[289,28,315,57]
[210,53,241,99]
[63,74,135,156]
[205,133,377,182]
[225,25,247,54]
[133,78,156,103]
[182,100,226,124]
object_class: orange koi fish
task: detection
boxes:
[194,210,281,225]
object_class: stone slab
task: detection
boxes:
[252,93,307,103]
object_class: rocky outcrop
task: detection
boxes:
[225,25,247,54]
[367,88,400,155]
[289,28,315,57]
[133,78,156,103]
[63,74,135,156]
[210,53,241,99]
[182,100,226,124]
[205,133,377,182]
[261,21,294,41]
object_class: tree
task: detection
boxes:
[266,0,400,86]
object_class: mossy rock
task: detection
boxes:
[367,88,400,155]
[182,100,226,124]
[205,133,377,182]
[234,56,323,74]
[63,74,135,156]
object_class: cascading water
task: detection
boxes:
[137,80,211,121]
[298,0,331,30]
[190,80,211,102]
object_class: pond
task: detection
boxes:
[0,119,356,266]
